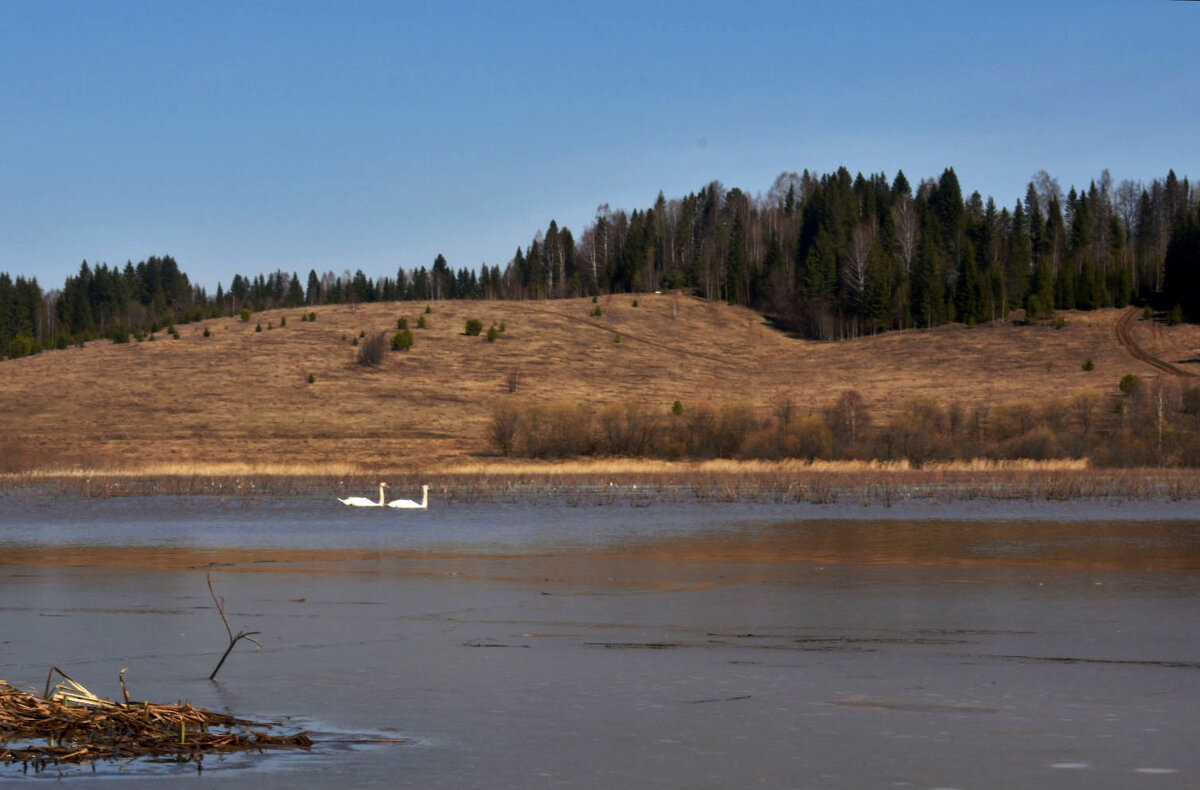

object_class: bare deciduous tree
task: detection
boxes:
[894,195,918,276]
[844,222,875,309]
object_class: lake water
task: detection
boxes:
[1,492,1199,788]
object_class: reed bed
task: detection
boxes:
[0,677,310,774]
[2,460,1196,504]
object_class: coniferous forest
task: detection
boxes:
[2,167,1199,358]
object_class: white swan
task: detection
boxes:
[339,482,389,507]
[387,484,430,509]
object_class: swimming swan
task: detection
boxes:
[339,482,390,507]
[387,484,430,509]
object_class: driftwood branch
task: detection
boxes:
[206,574,261,681]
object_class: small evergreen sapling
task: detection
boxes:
[392,328,414,350]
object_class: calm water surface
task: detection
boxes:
[1,493,1198,788]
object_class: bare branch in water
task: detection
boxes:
[206,574,262,681]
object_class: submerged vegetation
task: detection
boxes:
[3,463,1200,507]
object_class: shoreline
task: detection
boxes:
[1,459,1198,502]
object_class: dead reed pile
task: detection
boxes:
[0,677,310,773]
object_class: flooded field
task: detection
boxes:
[1,493,1199,787]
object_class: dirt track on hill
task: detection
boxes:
[1114,307,1198,377]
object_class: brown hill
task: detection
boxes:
[1,296,1197,474]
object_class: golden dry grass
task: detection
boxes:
[0,297,1193,475]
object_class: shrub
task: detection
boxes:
[613,333,621,343]
[307,373,315,384]
[1082,358,1094,371]
[397,317,409,330]
[203,327,211,338]
[486,324,499,342]
[521,402,594,457]
[1119,374,1140,394]
[489,403,521,455]
[991,402,1039,441]
[1143,307,1154,320]
[359,329,366,338]
[417,315,427,329]
[592,306,603,317]
[391,329,414,351]
[671,400,684,416]
[739,426,795,460]
[241,307,251,322]
[425,304,432,314]
[465,318,484,336]
[1094,426,1157,467]
[279,316,286,327]
[309,311,317,322]
[358,332,388,366]
[255,323,263,333]
[874,399,949,466]
[828,389,869,447]
[1169,305,1183,326]
[986,425,1062,461]
[598,403,656,456]
[1041,400,1071,434]
[793,415,833,459]
[632,299,639,307]
[1183,386,1200,416]
[685,401,757,458]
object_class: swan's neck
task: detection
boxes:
[420,486,428,508]
[379,484,388,506]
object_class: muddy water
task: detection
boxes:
[1,494,1198,788]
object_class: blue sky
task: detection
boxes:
[2,0,1197,291]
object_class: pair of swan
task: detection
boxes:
[339,483,430,509]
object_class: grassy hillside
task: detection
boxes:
[0,294,1197,475]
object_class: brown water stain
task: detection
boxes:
[2,518,1198,590]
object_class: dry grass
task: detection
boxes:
[0,297,1193,476]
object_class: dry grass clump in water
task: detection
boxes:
[0,670,310,774]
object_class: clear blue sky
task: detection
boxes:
[2,0,1197,292]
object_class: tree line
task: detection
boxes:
[490,378,1200,468]
[2,167,1198,358]
[509,167,1198,339]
